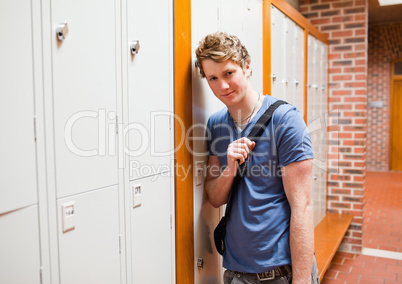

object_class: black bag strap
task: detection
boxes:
[223,100,287,219]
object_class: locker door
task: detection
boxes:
[191,1,222,283]
[51,0,118,198]
[307,35,317,124]
[307,35,320,226]
[270,6,286,100]
[57,186,120,284]
[126,0,173,180]
[220,0,244,35]
[294,22,304,116]
[242,0,263,94]
[0,206,41,284]
[129,175,173,283]
[0,0,37,214]
[285,17,295,105]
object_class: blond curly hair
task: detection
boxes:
[195,32,251,78]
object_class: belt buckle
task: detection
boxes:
[257,269,275,281]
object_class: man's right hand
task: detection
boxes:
[226,137,255,176]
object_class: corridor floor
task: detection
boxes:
[322,171,402,284]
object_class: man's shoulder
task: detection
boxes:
[208,107,229,125]
[265,95,300,122]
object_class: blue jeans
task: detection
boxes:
[223,257,320,284]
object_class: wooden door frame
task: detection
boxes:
[174,0,194,283]
[390,58,402,170]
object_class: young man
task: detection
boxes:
[196,32,319,284]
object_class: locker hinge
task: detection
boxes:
[119,234,122,254]
[34,116,37,142]
[170,213,173,229]
[39,266,43,284]
[169,115,172,130]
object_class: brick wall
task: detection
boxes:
[299,0,368,252]
[367,23,402,171]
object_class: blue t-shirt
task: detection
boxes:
[206,95,314,273]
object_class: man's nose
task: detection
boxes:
[220,79,229,89]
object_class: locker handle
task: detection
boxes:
[130,40,140,55]
[56,22,69,41]
[294,79,299,86]
[312,84,319,89]
[271,74,276,81]
[313,175,318,180]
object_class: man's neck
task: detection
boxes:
[228,89,261,124]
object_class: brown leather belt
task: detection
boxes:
[256,265,291,281]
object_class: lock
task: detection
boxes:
[197,257,204,269]
[130,40,140,55]
[56,22,69,41]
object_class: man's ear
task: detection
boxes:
[244,61,251,78]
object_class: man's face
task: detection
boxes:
[201,59,251,107]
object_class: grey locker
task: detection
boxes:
[220,0,263,97]
[285,18,304,116]
[0,0,38,214]
[191,0,223,282]
[51,0,118,198]
[57,186,120,284]
[0,206,41,284]
[129,175,173,283]
[307,35,327,226]
[220,0,244,35]
[270,6,286,100]
[242,0,264,94]
[126,0,173,180]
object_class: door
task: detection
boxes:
[57,187,120,284]
[0,0,37,215]
[390,60,402,170]
[51,0,118,198]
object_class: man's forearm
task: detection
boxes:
[205,166,236,208]
[289,203,314,284]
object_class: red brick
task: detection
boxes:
[333,74,353,81]
[360,276,386,284]
[332,30,354,37]
[329,53,342,60]
[337,271,360,282]
[311,18,331,25]
[365,261,386,271]
[375,257,398,265]
[344,52,365,59]
[355,89,367,95]
[355,59,366,65]
[373,270,397,281]
[332,16,354,23]
[329,263,352,273]
[355,14,366,21]
[355,28,366,36]
[333,89,352,96]
[330,67,343,73]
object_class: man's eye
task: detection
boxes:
[209,77,217,81]
[226,72,233,76]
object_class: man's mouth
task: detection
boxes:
[222,91,234,97]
